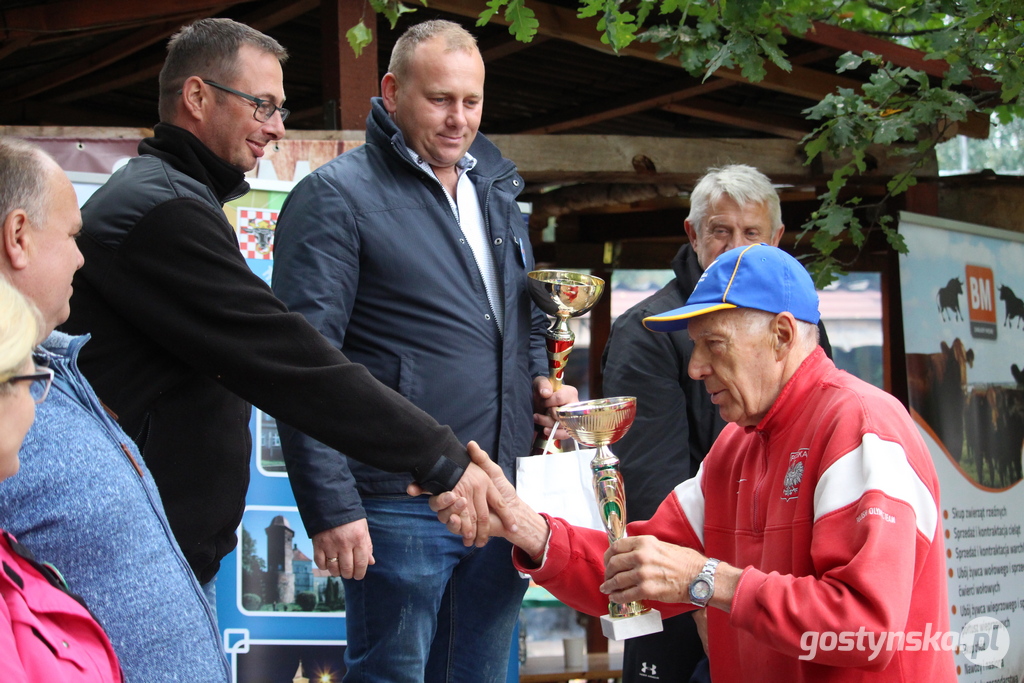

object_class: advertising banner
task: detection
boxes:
[214,180,351,683]
[899,211,1024,681]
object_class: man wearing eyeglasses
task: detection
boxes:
[0,137,233,681]
[62,17,514,616]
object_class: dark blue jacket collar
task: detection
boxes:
[366,97,516,182]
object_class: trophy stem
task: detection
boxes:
[533,314,574,454]
[592,449,648,624]
[543,313,575,391]
[590,446,625,546]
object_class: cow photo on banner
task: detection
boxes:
[899,211,1024,681]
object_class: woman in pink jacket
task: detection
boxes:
[0,278,122,683]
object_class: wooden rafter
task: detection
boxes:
[0,0,236,39]
[47,0,319,105]
[5,102,151,128]
[801,21,1000,92]
[236,0,320,32]
[0,33,35,61]
[660,98,814,140]
[504,78,732,135]
[502,42,847,137]
[713,61,863,102]
[49,60,166,105]
[478,33,549,62]
[486,134,937,186]
[10,18,215,102]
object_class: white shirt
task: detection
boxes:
[408,148,505,334]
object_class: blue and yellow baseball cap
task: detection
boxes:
[643,244,820,332]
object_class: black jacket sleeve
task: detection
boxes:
[92,198,468,509]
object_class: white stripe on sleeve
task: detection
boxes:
[813,433,937,539]
[673,462,706,547]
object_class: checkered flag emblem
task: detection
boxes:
[236,208,278,260]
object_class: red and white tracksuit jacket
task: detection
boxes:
[516,348,955,682]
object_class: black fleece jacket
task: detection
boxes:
[63,124,468,583]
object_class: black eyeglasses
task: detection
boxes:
[199,79,290,123]
[6,366,54,404]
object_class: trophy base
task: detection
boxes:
[600,608,663,641]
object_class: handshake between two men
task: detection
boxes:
[410,440,740,616]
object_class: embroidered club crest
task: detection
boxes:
[782,448,808,501]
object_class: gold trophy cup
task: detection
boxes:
[553,396,664,640]
[527,270,605,453]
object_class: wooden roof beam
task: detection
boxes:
[501,44,842,136]
[486,134,937,186]
[713,61,863,102]
[660,98,814,140]
[800,21,1000,92]
[0,33,35,61]
[48,0,319,105]
[0,0,237,38]
[10,17,219,102]
[0,102,152,128]
[434,1,989,139]
[478,33,549,62]
[505,78,732,135]
[50,59,165,104]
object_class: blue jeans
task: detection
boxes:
[342,495,528,683]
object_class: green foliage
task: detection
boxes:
[240,526,266,573]
[346,22,374,59]
[321,577,346,611]
[242,593,262,611]
[355,0,1023,284]
[479,0,540,42]
[296,591,318,612]
[348,1,426,56]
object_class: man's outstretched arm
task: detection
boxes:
[408,441,521,548]
[424,442,548,555]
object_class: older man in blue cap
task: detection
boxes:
[434,244,955,683]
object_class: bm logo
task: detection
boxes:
[966,265,997,341]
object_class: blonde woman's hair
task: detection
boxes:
[0,277,39,390]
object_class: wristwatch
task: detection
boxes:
[688,557,720,608]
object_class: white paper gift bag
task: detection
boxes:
[515,447,605,531]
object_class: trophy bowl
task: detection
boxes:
[527,270,605,321]
[553,396,636,448]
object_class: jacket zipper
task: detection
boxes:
[751,431,770,533]
[393,139,511,333]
